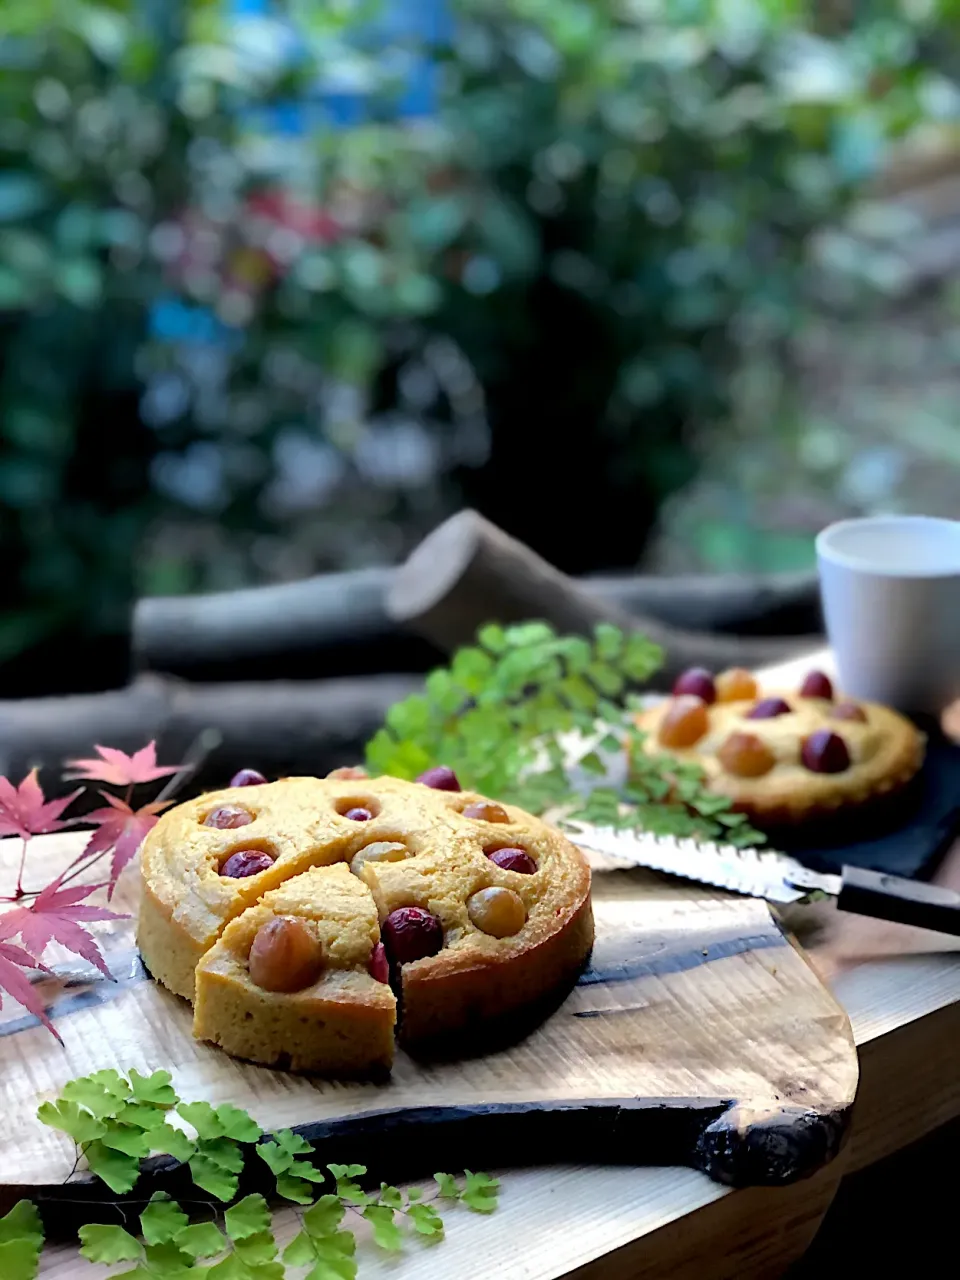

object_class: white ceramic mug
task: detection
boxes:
[816,515,960,713]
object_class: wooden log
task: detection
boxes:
[132,568,440,683]
[0,673,421,800]
[387,511,820,685]
[131,558,821,684]
[588,569,821,637]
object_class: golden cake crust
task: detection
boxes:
[137,774,594,1072]
[635,689,925,826]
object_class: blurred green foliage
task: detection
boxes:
[0,0,956,688]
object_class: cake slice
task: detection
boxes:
[193,864,396,1073]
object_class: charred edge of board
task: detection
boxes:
[14,1096,855,1237]
[693,1102,851,1187]
[16,1098,731,1238]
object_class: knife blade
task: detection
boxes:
[568,823,960,937]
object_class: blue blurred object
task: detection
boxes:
[151,0,448,343]
[149,299,234,344]
[231,0,447,123]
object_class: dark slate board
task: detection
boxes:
[778,719,960,881]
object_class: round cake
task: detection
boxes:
[137,772,594,1073]
[634,666,925,827]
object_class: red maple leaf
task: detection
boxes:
[0,769,82,840]
[0,879,126,978]
[81,793,172,894]
[63,742,181,788]
[0,939,60,1041]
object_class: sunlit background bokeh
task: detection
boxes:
[2,0,960,692]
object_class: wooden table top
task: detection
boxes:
[33,651,960,1280]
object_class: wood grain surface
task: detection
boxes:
[0,830,857,1223]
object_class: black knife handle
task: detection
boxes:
[837,866,960,937]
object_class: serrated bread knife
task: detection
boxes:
[568,824,960,937]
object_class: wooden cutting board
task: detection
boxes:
[0,833,857,1222]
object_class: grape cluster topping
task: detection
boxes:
[801,729,851,774]
[486,846,537,874]
[221,850,275,879]
[715,667,758,702]
[717,732,776,778]
[344,806,373,822]
[367,942,390,985]
[248,916,324,992]
[831,702,868,724]
[463,800,510,823]
[350,841,408,877]
[746,697,792,720]
[467,887,526,938]
[381,906,443,965]
[800,670,834,700]
[658,695,709,748]
[204,805,253,830]
[416,765,461,791]
[672,667,716,704]
[229,768,267,788]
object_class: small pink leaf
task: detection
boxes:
[81,794,171,897]
[1,880,126,978]
[63,742,181,788]
[0,941,61,1041]
[0,939,42,968]
[0,769,82,840]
